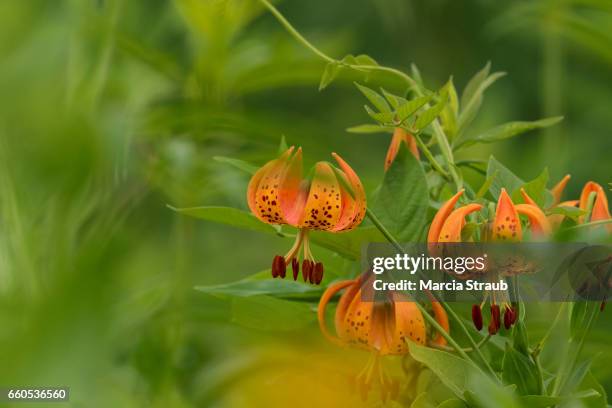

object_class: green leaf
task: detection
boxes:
[440,79,459,138]
[381,88,407,109]
[457,117,563,149]
[411,392,436,408]
[461,62,491,110]
[195,275,320,298]
[365,105,395,123]
[278,135,288,154]
[309,226,385,260]
[436,399,468,408]
[501,343,542,395]
[319,61,341,91]
[518,390,601,408]
[231,295,315,331]
[476,170,497,199]
[409,342,492,398]
[579,372,608,408]
[355,82,391,113]
[354,54,379,66]
[169,206,277,234]
[396,94,434,122]
[512,167,551,208]
[548,205,586,219]
[414,86,449,131]
[486,156,524,199]
[346,124,393,134]
[458,66,506,132]
[512,320,530,357]
[213,156,257,175]
[373,149,429,242]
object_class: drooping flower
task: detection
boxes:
[579,181,612,232]
[427,189,548,334]
[384,128,420,171]
[317,275,449,400]
[247,147,366,284]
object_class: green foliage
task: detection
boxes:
[372,149,429,242]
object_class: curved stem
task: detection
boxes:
[257,0,417,89]
[412,133,451,181]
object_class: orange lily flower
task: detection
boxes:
[551,174,571,206]
[384,128,420,171]
[493,188,551,241]
[247,147,366,284]
[579,181,612,231]
[427,189,482,243]
[317,275,449,400]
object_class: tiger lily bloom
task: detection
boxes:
[317,275,449,400]
[579,181,612,232]
[384,128,420,171]
[247,147,366,284]
[427,189,482,243]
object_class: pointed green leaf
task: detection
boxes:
[355,82,391,113]
[501,343,542,395]
[213,156,257,175]
[169,205,277,234]
[414,87,449,131]
[460,62,491,109]
[486,156,524,199]
[458,64,506,132]
[381,88,407,110]
[355,54,379,66]
[458,117,563,149]
[346,124,393,134]
[396,94,434,122]
[365,105,395,123]
[319,61,341,90]
[372,149,428,241]
[512,167,552,208]
[231,295,315,331]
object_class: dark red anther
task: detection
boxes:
[472,304,483,331]
[509,305,518,325]
[314,262,324,285]
[488,318,498,335]
[503,307,512,329]
[491,304,501,331]
[271,255,283,278]
[302,260,312,282]
[292,258,299,281]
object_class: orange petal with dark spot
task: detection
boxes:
[516,203,551,237]
[437,203,482,242]
[427,190,465,243]
[298,162,342,230]
[330,153,367,232]
[493,189,522,241]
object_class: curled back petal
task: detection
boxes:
[427,190,465,243]
[493,188,522,241]
[330,152,367,232]
[520,188,538,207]
[579,182,607,222]
[516,203,552,237]
[247,147,295,224]
[551,174,571,206]
[438,203,483,242]
[298,162,343,230]
[384,129,404,172]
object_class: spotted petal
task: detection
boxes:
[493,188,522,241]
[247,147,297,225]
[437,203,482,242]
[298,162,343,230]
[427,190,465,243]
[329,153,367,232]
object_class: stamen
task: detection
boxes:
[271,255,284,278]
[472,304,483,331]
[314,262,324,285]
[302,260,312,282]
[489,304,501,335]
[292,258,299,280]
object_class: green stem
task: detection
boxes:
[365,208,403,254]
[257,0,418,88]
[444,304,497,377]
[415,303,472,362]
[411,133,451,181]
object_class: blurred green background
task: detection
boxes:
[0,0,610,406]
